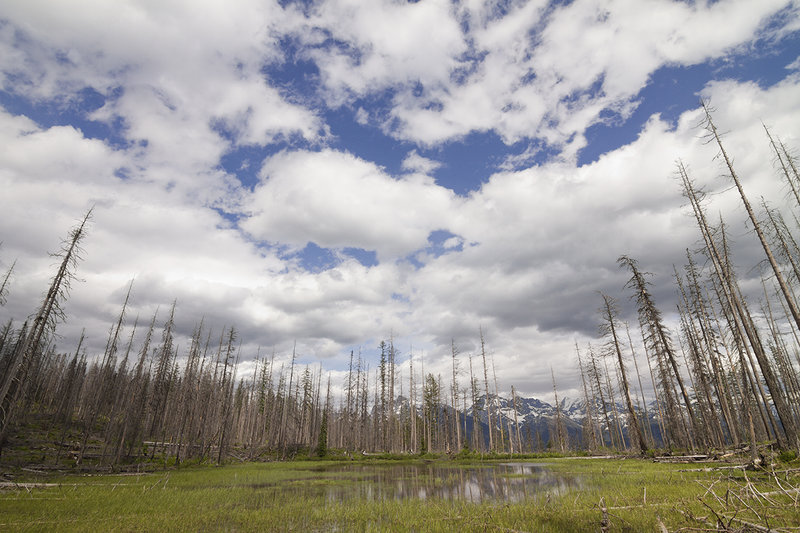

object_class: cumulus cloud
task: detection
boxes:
[401,150,441,174]
[241,149,456,260]
[391,76,800,394]
[301,0,795,156]
[303,0,466,102]
[0,0,322,207]
[1,0,799,399]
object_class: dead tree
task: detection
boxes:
[0,209,92,447]
[576,343,600,451]
[480,328,494,451]
[550,367,567,453]
[702,105,800,449]
[450,339,461,452]
[678,162,781,445]
[0,259,14,307]
[586,344,615,448]
[619,255,698,451]
[599,292,648,454]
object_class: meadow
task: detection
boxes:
[2,455,799,532]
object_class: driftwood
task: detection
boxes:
[0,482,60,489]
[678,464,747,472]
[652,454,710,463]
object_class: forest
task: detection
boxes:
[1,104,800,470]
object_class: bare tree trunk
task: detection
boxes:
[491,354,505,452]
[703,104,799,448]
[682,253,740,447]
[451,339,461,452]
[1,209,92,441]
[625,324,655,448]
[0,260,15,308]
[588,345,615,448]
[388,336,396,452]
[764,124,800,210]
[620,255,698,451]
[603,358,627,450]
[576,344,599,451]
[511,385,522,454]
[551,368,567,453]
[409,350,416,454]
[279,342,297,452]
[599,293,648,454]
[642,335,668,448]
[468,353,481,451]
[480,328,493,452]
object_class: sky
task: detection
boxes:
[1,0,800,401]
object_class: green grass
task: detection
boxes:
[2,458,799,532]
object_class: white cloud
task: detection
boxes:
[304,0,466,103]
[2,0,799,399]
[442,236,463,250]
[401,149,441,174]
[317,0,797,153]
[354,107,369,125]
[387,74,800,395]
[2,73,799,395]
[0,0,322,207]
[241,149,457,260]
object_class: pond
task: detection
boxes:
[256,462,581,503]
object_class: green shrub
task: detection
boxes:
[778,450,797,463]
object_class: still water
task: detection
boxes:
[260,462,581,503]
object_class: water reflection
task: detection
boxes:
[262,462,580,503]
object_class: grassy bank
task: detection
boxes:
[1,457,799,532]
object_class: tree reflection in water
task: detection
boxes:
[267,462,581,503]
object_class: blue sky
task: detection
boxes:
[1,0,799,399]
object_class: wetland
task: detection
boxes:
[255,461,581,503]
[2,456,800,532]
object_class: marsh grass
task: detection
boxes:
[2,458,799,531]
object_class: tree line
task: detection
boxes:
[1,105,799,468]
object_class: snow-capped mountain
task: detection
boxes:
[392,392,664,449]
[461,394,663,449]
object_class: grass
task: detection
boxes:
[2,457,799,531]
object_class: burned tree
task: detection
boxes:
[598,292,648,454]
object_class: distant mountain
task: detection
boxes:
[391,391,664,450]
[456,393,663,450]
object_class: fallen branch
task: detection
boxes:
[678,465,747,472]
[653,455,710,463]
[718,513,784,533]
[698,496,734,532]
[0,482,59,489]
[599,497,610,532]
